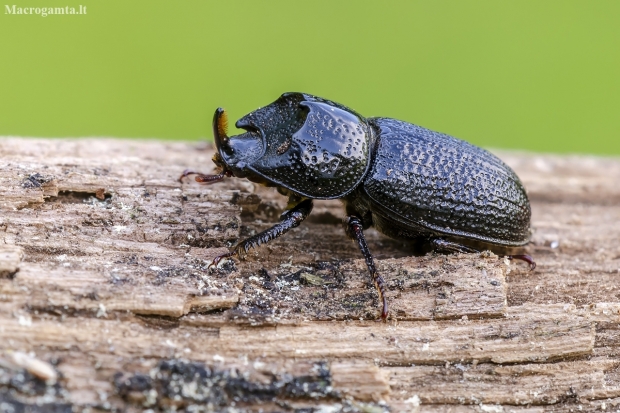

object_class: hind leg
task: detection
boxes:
[508,254,536,270]
[429,238,535,270]
[429,238,478,254]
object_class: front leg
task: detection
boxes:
[179,169,232,184]
[345,215,389,320]
[210,198,313,268]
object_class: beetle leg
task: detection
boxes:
[429,238,479,254]
[345,215,389,321]
[431,239,536,271]
[209,199,313,269]
[508,254,537,271]
[179,169,231,184]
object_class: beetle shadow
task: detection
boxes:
[363,228,428,260]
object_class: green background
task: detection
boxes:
[1,1,619,154]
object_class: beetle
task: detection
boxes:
[181,92,535,320]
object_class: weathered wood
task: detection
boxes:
[0,245,23,278]
[1,138,620,412]
[388,358,620,405]
[0,304,593,366]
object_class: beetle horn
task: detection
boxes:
[213,107,229,153]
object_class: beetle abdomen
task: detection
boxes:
[363,118,531,246]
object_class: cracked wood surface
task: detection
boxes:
[1,138,620,412]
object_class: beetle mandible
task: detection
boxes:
[181,92,535,320]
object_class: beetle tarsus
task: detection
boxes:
[346,215,389,321]
[179,169,199,183]
[208,251,235,270]
[179,169,231,184]
[508,254,536,271]
[195,172,227,184]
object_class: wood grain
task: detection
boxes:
[1,138,619,412]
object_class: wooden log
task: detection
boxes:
[1,138,619,412]
[387,358,620,405]
[0,245,23,278]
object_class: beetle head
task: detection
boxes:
[214,92,374,199]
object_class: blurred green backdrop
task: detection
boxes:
[1,1,619,154]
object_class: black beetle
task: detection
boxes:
[181,92,535,320]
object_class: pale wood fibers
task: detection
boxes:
[1,138,620,412]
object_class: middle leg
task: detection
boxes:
[345,215,389,320]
